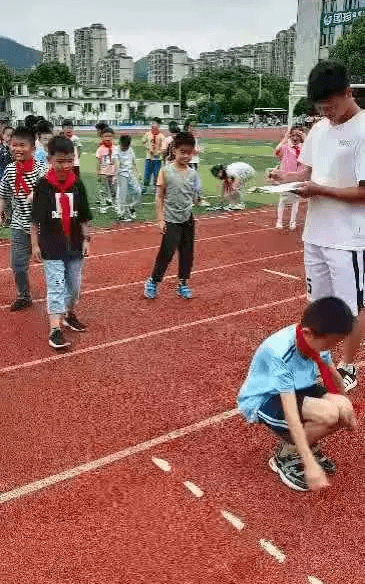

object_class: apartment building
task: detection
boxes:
[271,23,296,79]
[74,23,108,87]
[42,31,71,69]
[147,46,189,85]
[97,44,134,87]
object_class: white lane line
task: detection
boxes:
[0,226,283,274]
[308,577,325,584]
[183,481,204,498]
[221,510,245,531]
[0,294,305,374]
[262,269,301,281]
[0,409,237,504]
[151,457,172,472]
[259,539,286,563]
[0,250,302,311]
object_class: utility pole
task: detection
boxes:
[258,73,262,100]
[178,79,182,120]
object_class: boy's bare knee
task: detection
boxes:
[310,401,339,427]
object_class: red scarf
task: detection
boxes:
[296,325,364,412]
[101,140,113,161]
[46,168,76,238]
[151,127,160,148]
[293,144,301,159]
[15,158,36,195]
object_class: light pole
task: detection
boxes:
[258,73,262,100]
[178,79,182,120]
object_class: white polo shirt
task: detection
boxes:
[300,110,365,250]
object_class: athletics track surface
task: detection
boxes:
[0,207,363,584]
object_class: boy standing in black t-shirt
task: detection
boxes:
[31,136,92,349]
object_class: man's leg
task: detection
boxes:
[43,259,70,348]
[304,243,333,303]
[151,223,181,284]
[143,159,153,193]
[178,216,195,282]
[152,159,161,188]
[63,258,86,332]
[10,229,32,306]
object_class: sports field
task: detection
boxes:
[78,129,281,226]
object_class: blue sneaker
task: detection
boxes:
[144,278,158,299]
[177,282,192,299]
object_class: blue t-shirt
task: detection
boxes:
[34,146,48,166]
[237,325,332,423]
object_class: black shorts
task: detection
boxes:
[257,384,327,440]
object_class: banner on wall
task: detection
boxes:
[321,8,365,31]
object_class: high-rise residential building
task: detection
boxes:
[134,57,148,82]
[42,31,71,68]
[147,46,189,85]
[227,46,255,68]
[271,24,296,79]
[253,42,273,74]
[289,0,365,121]
[74,23,108,87]
[97,44,134,87]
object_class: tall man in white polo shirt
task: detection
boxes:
[271,61,365,391]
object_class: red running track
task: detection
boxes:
[0,209,363,584]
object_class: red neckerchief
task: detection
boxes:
[101,140,113,161]
[293,144,301,159]
[46,168,76,238]
[15,158,36,195]
[151,127,160,148]
[296,325,364,412]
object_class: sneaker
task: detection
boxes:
[337,363,357,392]
[144,278,158,299]
[312,446,336,475]
[231,203,245,210]
[10,297,32,312]
[63,313,86,332]
[269,451,309,491]
[275,223,284,230]
[177,282,193,299]
[130,208,137,219]
[117,215,133,222]
[289,223,297,231]
[49,328,71,349]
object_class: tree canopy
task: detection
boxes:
[27,62,76,91]
[330,15,365,82]
[0,62,14,96]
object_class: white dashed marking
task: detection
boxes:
[262,268,301,280]
[259,539,286,563]
[183,481,204,498]
[221,510,245,531]
[152,457,172,472]
[308,577,325,584]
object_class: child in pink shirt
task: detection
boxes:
[95,127,117,213]
[274,127,304,230]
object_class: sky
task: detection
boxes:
[1,0,298,60]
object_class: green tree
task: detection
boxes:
[27,62,76,91]
[0,62,14,96]
[330,15,365,81]
[231,89,252,114]
[293,96,311,117]
[256,89,276,109]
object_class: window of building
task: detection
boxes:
[343,0,360,9]
[323,0,338,11]
[163,105,170,114]
[23,102,33,112]
[115,104,122,113]
[46,102,56,113]
[100,103,106,112]
[67,105,73,111]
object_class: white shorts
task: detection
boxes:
[304,243,365,316]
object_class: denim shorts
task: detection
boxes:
[257,384,327,440]
[43,258,83,314]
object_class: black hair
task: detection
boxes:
[95,121,108,132]
[48,135,74,157]
[13,125,35,146]
[183,119,193,132]
[301,297,354,337]
[119,134,131,148]
[100,126,114,136]
[168,121,180,134]
[210,164,227,179]
[62,119,74,128]
[173,131,196,150]
[152,117,162,125]
[307,60,350,103]
[24,115,38,131]
[36,120,53,135]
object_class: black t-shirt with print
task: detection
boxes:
[32,177,93,260]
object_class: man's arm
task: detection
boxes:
[296,181,365,202]
[155,169,166,233]
[280,393,329,491]
[269,165,312,184]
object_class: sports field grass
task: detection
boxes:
[0,133,280,237]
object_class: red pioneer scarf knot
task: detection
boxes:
[46,168,76,238]
[15,158,36,196]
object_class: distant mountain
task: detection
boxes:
[0,36,42,71]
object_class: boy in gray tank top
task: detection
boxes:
[144,132,201,299]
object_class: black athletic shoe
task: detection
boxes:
[63,313,86,332]
[337,363,357,392]
[269,451,309,492]
[313,447,336,475]
[49,328,71,349]
[10,297,32,312]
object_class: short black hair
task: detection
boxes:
[301,297,354,337]
[307,60,350,103]
[36,120,53,135]
[168,121,180,134]
[13,125,35,146]
[119,134,131,148]
[173,131,195,150]
[183,119,193,131]
[100,126,114,136]
[48,135,74,157]
[210,164,227,179]
[95,121,108,132]
[24,115,38,131]
[152,117,162,125]
[62,119,74,128]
